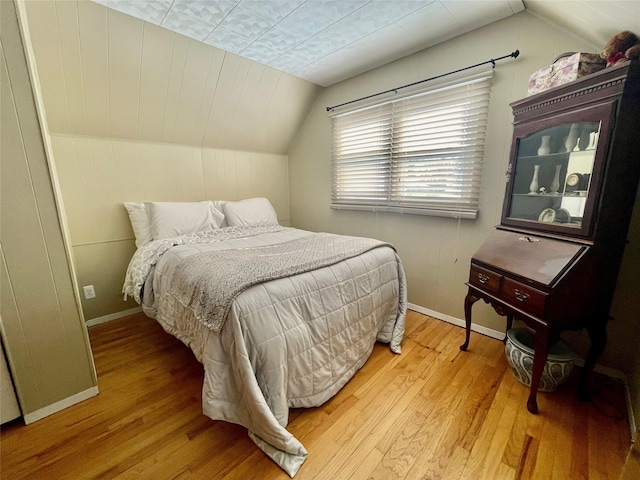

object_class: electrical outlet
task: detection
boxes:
[83,285,96,300]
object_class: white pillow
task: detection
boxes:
[145,201,223,240]
[124,202,153,248]
[208,201,226,227]
[209,200,227,227]
[223,197,279,227]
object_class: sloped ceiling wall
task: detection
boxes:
[23,0,320,155]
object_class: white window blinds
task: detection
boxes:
[331,69,493,219]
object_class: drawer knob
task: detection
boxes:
[478,273,490,284]
[514,289,530,303]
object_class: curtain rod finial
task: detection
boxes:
[512,49,520,58]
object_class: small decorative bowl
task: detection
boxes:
[505,328,577,392]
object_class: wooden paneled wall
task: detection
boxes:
[23,0,319,154]
[1,0,97,421]
[50,135,290,245]
[50,134,290,320]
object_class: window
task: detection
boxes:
[330,69,493,219]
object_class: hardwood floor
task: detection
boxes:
[1,311,631,479]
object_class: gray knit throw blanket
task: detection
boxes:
[162,232,391,334]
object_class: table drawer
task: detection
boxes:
[502,278,548,317]
[469,264,502,295]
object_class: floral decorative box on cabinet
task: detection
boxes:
[527,52,606,96]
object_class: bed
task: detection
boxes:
[122,198,407,477]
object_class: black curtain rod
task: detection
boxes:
[326,49,520,112]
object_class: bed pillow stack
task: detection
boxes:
[124,198,278,248]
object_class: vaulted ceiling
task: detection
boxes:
[92,0,524,87]
[92,0,639,87]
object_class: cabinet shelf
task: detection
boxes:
[519,148,595,162]
[512,193,586,198]
[519,152,570,161]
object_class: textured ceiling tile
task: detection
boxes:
[292,53,337,80]
[240,0,305,23]
[240,25,304,64]
[277,0,368,37]
[217,5,276,40]
[91,0,529,86]
[259,25,309,50]
[240,43,283,64]
[204,26,253,54]
[351,0,426,28]
[161,9,216,41]
[107,0,172,25]
[370,0,432,14]
[170,0,239,26]
[287,36,336,62]
[269,53,307,72]
[306,23,367,54]
[302,1,426,57]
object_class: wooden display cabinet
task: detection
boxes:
[461,60,640,413]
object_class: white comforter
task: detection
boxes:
[124,226,406,476]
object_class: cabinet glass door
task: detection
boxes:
[505,121,600,231]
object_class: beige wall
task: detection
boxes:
[288,10,640,423]
[1,0,97,420]
[50,134,291,319]
[22,0,319,320]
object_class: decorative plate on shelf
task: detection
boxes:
[566,173,583,187]
[538,208,556,223]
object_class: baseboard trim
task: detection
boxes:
[23,386,99,425]
[407,302,635,439]
[86,307,142,327]
[572,358,626,383]
[407,303,505,341]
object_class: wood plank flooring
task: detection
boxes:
[0,311,631,479]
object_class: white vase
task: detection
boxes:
[578,125,590,151]
[550,165,562,194]
[529,165,540,194]
[537,135,551,155]
[565,123,580,152]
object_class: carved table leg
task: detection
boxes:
[578,320,609,402]
[527,329,550,414]
[460,290,480,351]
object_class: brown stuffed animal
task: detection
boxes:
[601,31,640,67]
